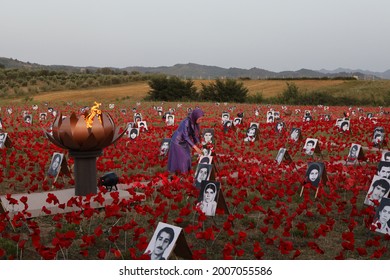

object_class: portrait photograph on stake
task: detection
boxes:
[159,138,171,156]
[304,162,326,188]
[194,163,212,189]
[346,143,363,164]
[364,175,390,207]
[144,222,181,260]
[371,198,390,235]
[290,127,302,142]
[303,138,318,156]
[196,181,220,216]
[201,128,214,146]
[46,152,64,178]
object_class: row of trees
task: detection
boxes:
[146,75,250,103]
[147,76,390,106]
[0,68,149,98]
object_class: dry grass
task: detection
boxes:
[193,79,346,98]
[6,79,349,104]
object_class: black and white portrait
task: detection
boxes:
[373,127,385,146]
[303,138,318,156]
[233,117,242,126]
[137,121,148,131]
[275,148,287,164]
[47,152,64,177]
[305,162,325,187]
[381,150,390,162]
[201,128,214,146]
[266,111,274,123]
[194,163,212,189]
[290,128,301,142]
[223,120,232,132]
[159,138,170,156]
[24,114,33,124]
[221,112,230,123]
[347,143,361,162]
[166,114,175,126]
[340,120,350,132]
[275,121,285,133]
[197,181,220,216]
[244,125,258,142]
[371,198,390,234]
[377,161,390,179]
[120,109,127,115]
[128,128,139,140]
[39,112,47,121]
[0,132,8,149]
[198,155,213,165]
[144,222,181,260]
[364,175,390,206]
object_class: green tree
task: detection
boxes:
[199,78,248,103]
[279,82,300,104]
[147,75,197,101]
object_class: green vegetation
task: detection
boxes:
[145,75,198,101]
[1,67,390,106]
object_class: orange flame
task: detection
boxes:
[85,102,102,128]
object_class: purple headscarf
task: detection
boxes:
[189,108,205,125]
[189,108,204,139]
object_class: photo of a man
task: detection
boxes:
[364,175,390,206]
[303,138,318,156]
[144,222,181,260]
[166,114,175,126]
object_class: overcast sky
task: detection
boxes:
[1,0,389,72]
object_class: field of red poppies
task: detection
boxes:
[0,101,389,260]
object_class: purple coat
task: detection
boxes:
[167,109,204,173]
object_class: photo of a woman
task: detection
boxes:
[197,182,219,216]
[305,162,323,187]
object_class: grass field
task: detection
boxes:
[5,79,388,105]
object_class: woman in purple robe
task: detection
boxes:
[167,108,204,173]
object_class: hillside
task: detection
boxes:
[1,57,389,79]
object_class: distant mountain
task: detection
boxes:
[1,57,389,79]
[318,67,390,79]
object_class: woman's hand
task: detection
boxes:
[193,145,202,155]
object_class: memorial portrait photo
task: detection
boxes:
[47,152,64,177]
[364,175,390,206]
[303,138,318,156]
[276,148,286,164]
[305,162,324,187]
[0,132,8,149]
[290,128,301,141]
[347,143,361,162]
[377,161,390,179]
[194,163,212,189]
[371,198,390,234]
[144,222,181,260]
[201,128,214,146]
[197,181,220,216]
[166,114,175,126]
[128,128,139,140]
[244,125,258,142]
[159,138,171,156]
[381,150,390,162]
